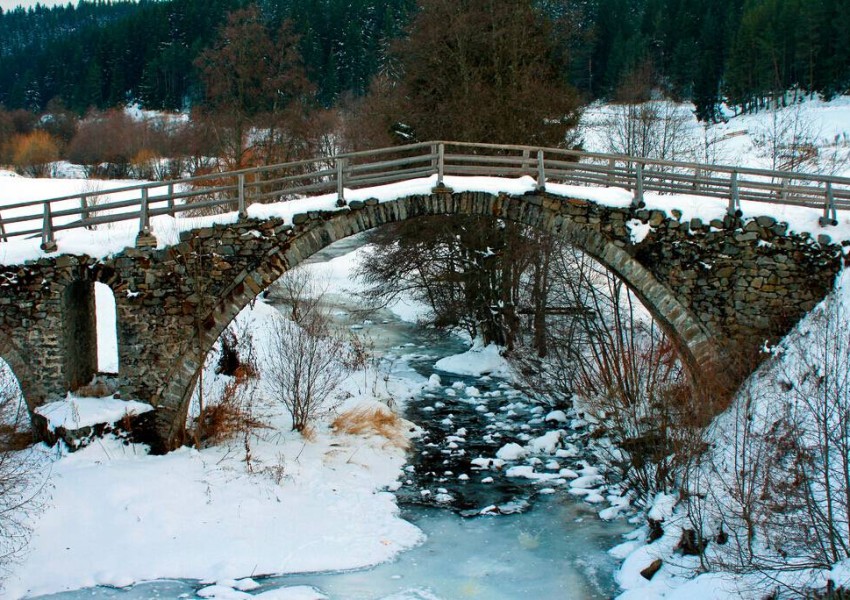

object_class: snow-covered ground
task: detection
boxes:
[5,259,427,598]
[580,96,850,176]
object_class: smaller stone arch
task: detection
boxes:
[51,261,127,387]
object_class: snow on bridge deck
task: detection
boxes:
[1,173,848,266]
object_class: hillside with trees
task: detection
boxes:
[2,0,849,120]
[0,0,415,111]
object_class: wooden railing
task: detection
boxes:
[1,140,848,251]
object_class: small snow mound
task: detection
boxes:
[545,410,568,423]
[570,474,605,489]
[647,492,677,521]
[433,342,510,376]
[495,442,528,461]
[627,219,652,244]
[35,395,153,431]
[527,430,563,454]
[196,585,252,599]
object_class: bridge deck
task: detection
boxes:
[1,142,849,261]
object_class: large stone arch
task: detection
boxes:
[154,192,722,450]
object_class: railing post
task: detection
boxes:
[136,188,157,247]
[780,178,789,203]
[536,149,546,192]
[607,157,616,186]
[522,149,531,177]
[820,182,838,227]
[140,188,150,234]
[438,143,446,187]
[632,163,644,207]
[0,210,6,242]
[336,157,346,207]
[80,194,91,229]
[431,143,452,193]
[167,183,175,217]
[237,173,247,219]
[41,202,56,252]
[728,171,741,217]
[693,167,701,192]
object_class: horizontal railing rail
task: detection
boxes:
[1,140,848,251]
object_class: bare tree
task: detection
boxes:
[516,245,704,505]
[604,62,693,162]
[263,270,348,433]
[194,5,317,172]
[0,363,45,580]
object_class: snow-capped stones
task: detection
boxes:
[627,218,652,244]
[527,430,563,454]
[558,468,579,479]
[495,442,528,461]
[545,410,568,423]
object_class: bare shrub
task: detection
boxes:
[129,148,161,180]
[67,109,140,178]
[685,296,850,591]
[264,270,348,433]
[67,109,182,179]
[518,245,703,506]
[191,323,262,449]
[196,367,265,448]
[11,131,59,177]
[0,363,45,577]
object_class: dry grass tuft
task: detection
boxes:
[299,424,317,442]
[331,403,413,449]
[197,378,266,446]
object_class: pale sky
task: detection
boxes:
[1,0,73,11]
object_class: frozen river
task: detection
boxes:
[35,236,629,600]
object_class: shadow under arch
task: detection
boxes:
[154,192,724,451]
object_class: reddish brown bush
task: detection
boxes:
[11,130,59,177]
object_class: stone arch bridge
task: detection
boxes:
[0,191,844,450]
[0,143,846,452]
